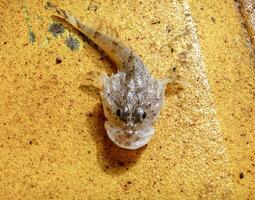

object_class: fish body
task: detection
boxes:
[53,6,168,149]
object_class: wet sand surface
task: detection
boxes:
[0,0,254,199]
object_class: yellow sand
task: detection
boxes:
[238,0,255,48]
[0,0,254,199]
[190,0,255,198]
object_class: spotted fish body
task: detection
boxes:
[53,6,168,149]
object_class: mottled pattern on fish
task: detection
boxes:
[52,5,168,149]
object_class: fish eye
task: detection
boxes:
[116,109,121,117]
[142,111,147,119]
[134,107,147,122]
[116,106,129,119]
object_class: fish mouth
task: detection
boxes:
[104,122,154,150]
[123,126,137,136]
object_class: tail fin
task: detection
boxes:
[48,2,137,70]
[49,3,93,36]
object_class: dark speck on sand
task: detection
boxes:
[48,22,64,37]
[66,36,79,51]
[28,30,35,43]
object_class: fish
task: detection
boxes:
[51,4,169,149]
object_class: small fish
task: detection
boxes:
[52,5,169,149]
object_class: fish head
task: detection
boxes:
[100,72,167,149]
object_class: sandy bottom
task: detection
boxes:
[0,0,254,199]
